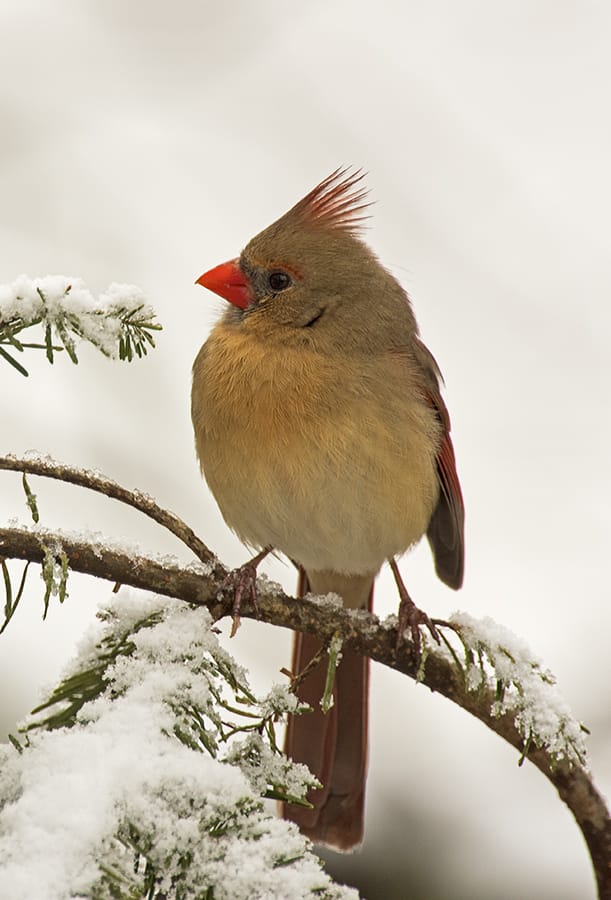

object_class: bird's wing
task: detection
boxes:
[413,337,465,589]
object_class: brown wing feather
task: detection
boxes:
[413,338,465,589]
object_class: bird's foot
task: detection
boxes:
[221,546,272,637]
[396,594,440,656]
[389,558,440,658]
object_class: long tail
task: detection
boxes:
[282,570,373,850]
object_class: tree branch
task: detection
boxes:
[0,454,219,570]
[0,524,609,897]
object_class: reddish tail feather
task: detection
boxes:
[282,571,372,850]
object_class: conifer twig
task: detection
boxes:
[0,522,608,897]
[0,455,218,569]
[0,276,161,375]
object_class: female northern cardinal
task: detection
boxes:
[191,169,464,850]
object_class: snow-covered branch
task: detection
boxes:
[0,454,216,568]
[0,457,609,898]
[0,521,609,896]
[0,591,356,900]
[0,275,161,375]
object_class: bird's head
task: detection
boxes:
[196,168,417,352]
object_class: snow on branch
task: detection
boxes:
[441,612,588,768]
[0,590,357,900]
[0,275,161,375]
[0,457,608,897]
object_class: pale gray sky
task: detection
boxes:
[1,3,609,898]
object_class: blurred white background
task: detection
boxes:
[1,2,609,897]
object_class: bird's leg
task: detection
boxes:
[389,557,440,656]
[222,546,273,637]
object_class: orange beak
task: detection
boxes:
[195,259,253,310]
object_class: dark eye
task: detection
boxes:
[268,271,292,292]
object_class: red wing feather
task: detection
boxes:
[414,338,465,589]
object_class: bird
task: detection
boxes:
[191,168,464,851]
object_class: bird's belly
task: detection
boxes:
[207,447,436,576]
[195,356,439,577]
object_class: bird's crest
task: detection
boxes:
[288,167,371,235]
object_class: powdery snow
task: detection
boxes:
[0,274,155,359]
[447,611,588,767]
[0,590,356,900]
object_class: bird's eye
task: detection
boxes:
[268,271,292,292]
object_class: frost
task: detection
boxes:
[0,590,357,900]
[254,571,285,597]
[260,683,304,718]
[305,591,343,609]
[446,612,588,767]
[184,557,218,577]
[227,733,320,800]
[0,520,191,575]
[40,540,69,614]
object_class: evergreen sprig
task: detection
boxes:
[22,602,316,806]
[116,303,160,361]
[437,614,589,769]
[2,596,348,900]
[0,278,161,376]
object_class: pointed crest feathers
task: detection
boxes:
[286,167,371,235]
